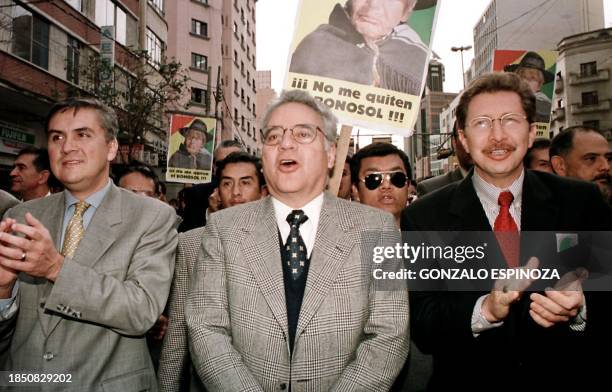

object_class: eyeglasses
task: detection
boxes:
[262,124,323,146]
[467,113,527,132]
[361,171,408,190]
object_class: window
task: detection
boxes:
[583,120,600,129]
[580,62,597,77]
[191,53,207,71]
[11,4,50,69]
[148,0,164,13]
[233,22,238,34]
[191,19,208,37]
[234,108,239,124]
[95,0,126,45]
[582,91,599,106]
[234,79,239,96]
[191,87,208,106]
[241,88,245,102]
[67,36,81,84]
[65,0,83,12]
[241,61,244,75]
[146,28,163,67]
[233,50,238,65]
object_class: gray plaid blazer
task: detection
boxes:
[186,193,410,391]
[0,184,179,391]
[158,227,206,392]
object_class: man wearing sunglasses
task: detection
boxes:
[350,142,412,227]
[186,90,409,391]
[401,72,612,390]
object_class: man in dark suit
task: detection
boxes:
[186,90,409,391]
[417,121,472,196]
[0,98,179,391]
[402,72,612,391]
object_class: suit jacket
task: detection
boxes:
[0,184,179,392]
[158,227,206,392]
[186,194,410,392]
[401,170,612,391]
[0,189,19,217]
[416,167,464,197]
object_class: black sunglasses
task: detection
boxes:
[361,171,408,190]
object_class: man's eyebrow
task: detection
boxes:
[364,166,404,172]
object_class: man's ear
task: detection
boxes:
[458,129,470,154]
[351,183,360,202]
[260,184,269,197]
[550,155,566,175]
[38,170,50,185]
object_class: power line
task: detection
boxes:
[479,0,556,41]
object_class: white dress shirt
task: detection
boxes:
[272,193,324,258]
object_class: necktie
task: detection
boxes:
[61,201,90,258]
[493,191,519,268]
[283,210,309,280]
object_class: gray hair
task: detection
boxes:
[45,97,118,141]
[261,89,338,145]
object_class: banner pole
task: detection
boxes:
[328,125,352,196]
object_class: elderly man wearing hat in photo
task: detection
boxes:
[168,119,213,170]
[290,0,435,96]
[504,51,554,123]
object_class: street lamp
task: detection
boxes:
[451,45,472,89]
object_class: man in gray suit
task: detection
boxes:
[186,90,410,391]
[0,98,179,391]
[159,152,267,392]
[417,121,473,196]
[0,190,19,217]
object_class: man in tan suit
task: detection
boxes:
[186,90,409,391]
[0,98,178,391]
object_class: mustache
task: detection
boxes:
[482,143,516,154]
[593,173,611,183]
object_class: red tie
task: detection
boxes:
[493,191,519,268]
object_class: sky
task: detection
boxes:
[257,0,612,94]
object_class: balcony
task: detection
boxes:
[569,69,610,85]
[554,107,565,120]
[570,99,611,115]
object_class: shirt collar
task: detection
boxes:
[472,169,524,205]
[64,179,112,210]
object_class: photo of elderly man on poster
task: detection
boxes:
[289,0,436,96]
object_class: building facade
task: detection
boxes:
[220,0,258,155]
[166,0,223,129]
[0,0,170,177]
[472,0,604,79]
[550,27,612,138]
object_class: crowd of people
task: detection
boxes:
[0,71,611,392]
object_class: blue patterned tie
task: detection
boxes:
[284,210,309,280]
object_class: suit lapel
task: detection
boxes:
[296,194,353,339]
[44,185,122,335]
[448,173,492,231]
[242,197,290,338]
[519,171,557,265]
[72,185,122,269]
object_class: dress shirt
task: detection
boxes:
[60,179,111,248]
[272,193,324,258]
